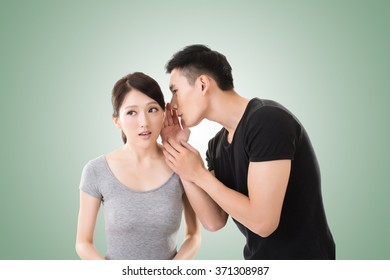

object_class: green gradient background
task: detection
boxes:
[0,0,389,259]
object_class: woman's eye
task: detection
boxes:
[149,107,159,113]
[127,111,136,116]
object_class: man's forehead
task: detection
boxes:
[170,69,180,78]
[169,69,181,84]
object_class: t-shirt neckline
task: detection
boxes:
[101,155,175,193]
[222,98,260,149]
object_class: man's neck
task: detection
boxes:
[206,90,250,136]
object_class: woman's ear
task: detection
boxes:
[112,115,121,128]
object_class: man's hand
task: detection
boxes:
[161,103,190,143]
[163,139,206,183]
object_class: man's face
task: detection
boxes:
[169,69,206,127]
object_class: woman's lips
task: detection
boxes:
[138,131,152,139]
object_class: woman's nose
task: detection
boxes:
[139,111,149,127]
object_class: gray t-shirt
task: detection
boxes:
[79,155,184,260]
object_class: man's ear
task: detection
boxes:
[112,115,121,128]
[199,75,210,95]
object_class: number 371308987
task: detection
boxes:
[215,266,269,276]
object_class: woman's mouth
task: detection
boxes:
[138,131,152,139]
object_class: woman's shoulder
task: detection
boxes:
[104,147,122,160]
[81,155,109,180]
[84,154,106,168]
[79,155,107,198]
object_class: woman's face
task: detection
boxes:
[115,89,164,147]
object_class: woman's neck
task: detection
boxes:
[121,142,162,164]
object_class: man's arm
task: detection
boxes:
[161,104,228,231]
[164,140,290,237]
[181,173,228,232]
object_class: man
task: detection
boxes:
[162,44,335,259]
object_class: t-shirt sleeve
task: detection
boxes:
[246,107,301,162]
[79,161,103,200]
[205,139,215,171]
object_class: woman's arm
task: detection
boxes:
[173,193,201,260]
[75,191,105,260]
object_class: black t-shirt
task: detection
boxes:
[206,98,335,259]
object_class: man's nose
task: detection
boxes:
[170,95,178,110]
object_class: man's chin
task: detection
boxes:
[185,119,202,128]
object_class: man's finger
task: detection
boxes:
[166,103,174,126]
[163,103,170,127]
[163,140,180,156]
[166,138,186,153]
[180,118,187,129]
[180,140,198,153]
[172,108,179,125]
[162,149,176,166]
[163,154,177,172]
[163,113,169,128]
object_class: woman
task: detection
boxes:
[75,72,200,260]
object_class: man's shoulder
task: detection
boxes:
[245,98,297,125]
[209,127,225,142]
[206,127,226,152]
